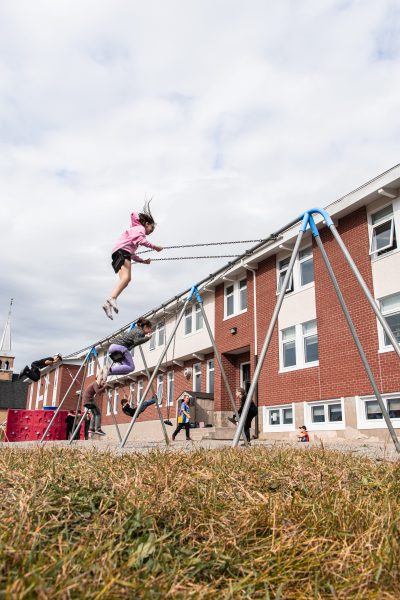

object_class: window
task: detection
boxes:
[195,304,203,330]
[157,374,164,405]
[129,383,135,408]
[193,363,202,392]
[224,279,248,318]
[185,307,193,335]
[150,322,166,350]
[28,383,34,410]
[263,404,295,432]
[369,205,397,257]
[276,246,314,295]
[52,368,59,406]
[225,284,235,317]
[357,394,400,429]
[87,358,95,377]
[106,389,113,416]
[207,359,215,394]
[278,257,294,294]
[240,362,251,393]
[302,320,319,364]
[167,371,174,406]
[5,360,9,370]
[299,247,314,286]
[113,387,119,414]
[137,380,144,404]
[280,320,319,371]
[379,293,400,350]
[282,326,296,368]
[305,399,345,430]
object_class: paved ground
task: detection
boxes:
[1,438,399,461]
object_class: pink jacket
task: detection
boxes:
[112,212,156,262]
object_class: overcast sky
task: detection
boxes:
[1,0,399,370]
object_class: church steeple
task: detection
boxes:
[0,299,15,381]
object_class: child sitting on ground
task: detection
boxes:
[103,201,163,319]
[297,425,309,442]
[82,367,108,436]
[108,318,153,376]
[121,397,157,418]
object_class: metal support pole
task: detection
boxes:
[329,223,400,360]
[120,293,192,448]
[39,355,88,444]
[310,217,400,453]
[69,409,87,444]
[107,394,122,443]
[71,357,90,435]
[232,216,309,447]
[198,296,249,445]
[138,344,170,445]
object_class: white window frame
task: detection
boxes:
[206,359,215,394]
[113,387,119,415]
[184,304,204,337]
[279,320,319,372]
[184,306,193,336]
[157,374,164,405]
[193,363,202,392]
[167,371,174,406]
[52,368,59,406]
[263,403,296,433]
[356,393,400,429]
[224,278,248,320]
[276,245,315,296]
[28,383,34,410]
[304,398,345,431]
[240,362,251,390]
[43,374,50,406]
[137,380,144,404]
[106,389,113,416]
[129,383,135,408]
[368,202,398,258]
[150,322,166,350]
[87,357,95,377]
[35,380,43,409]
[377,292,400,353]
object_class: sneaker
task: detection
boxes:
[95,429,106,436]
[108,298,119,314]
[88,429,96,434]
[228,417,237,425]
[18,367,29,380]
[102,300,113,320]
[172,435,176,441]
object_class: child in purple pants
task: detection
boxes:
[108,318,153,376]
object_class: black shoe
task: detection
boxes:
[172,435,176,441]
[18,367,29,380]
[95,429,106,436]
[228,417,237,425]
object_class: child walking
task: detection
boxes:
[82,367,108,436]
[103,202,163,319]
[172,393,192,441]
[108,318,153,376]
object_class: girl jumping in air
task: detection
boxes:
[103,201,163,319]
[107,318,153,376]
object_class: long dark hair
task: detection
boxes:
[138,200,156,227]
[137,318,153,329]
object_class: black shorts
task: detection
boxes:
[111,249,131,273]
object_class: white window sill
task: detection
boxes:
[307,422,345,431]
[223,309,248,321]
[378,346,398,354]
[279,361,319,373]
[264,425,296,433]
[276,282,315,297]
[357,420,400,430]
[183,328,204,339]
[370,246,399,263]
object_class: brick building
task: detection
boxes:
[25,165,400,444]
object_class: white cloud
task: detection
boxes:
[0,0,399,368]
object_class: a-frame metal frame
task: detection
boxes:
[233,208,400,452]
[120,286,248,448]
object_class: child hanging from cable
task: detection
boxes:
[82,366,108,436]
[107,318,153,376]
[103,201,163,319]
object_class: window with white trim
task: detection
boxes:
[378,293,400,350]
[224,279,248,318]
[195,304,203,330]
[369,204,397,257]
[129,383,135,408]
[207,359,215,394]
[52,368,59,406]
[277,246,314,295]
[87,357,95,377]
[28,383,34,410]
[184,304,204,335]
[150,322,165,350]
[280,320,319,371]
[106,389,113,416]
[113,387,119,415]
[304,399,345,430]
[263,404,295,432]
[185,307,193,335]
[157,374,164,405]
[137,380,144,404]
[193,363,202,392]
[357,393,400,429]
[167,371,174,406]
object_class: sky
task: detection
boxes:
[1,0,400,370]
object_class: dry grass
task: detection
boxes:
[0,446,399,599]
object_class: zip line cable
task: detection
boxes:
[137,238,269,254]
[145,254,242,261]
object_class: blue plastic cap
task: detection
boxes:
[308,215,320,238]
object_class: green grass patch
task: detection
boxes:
[0,446,399,599]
